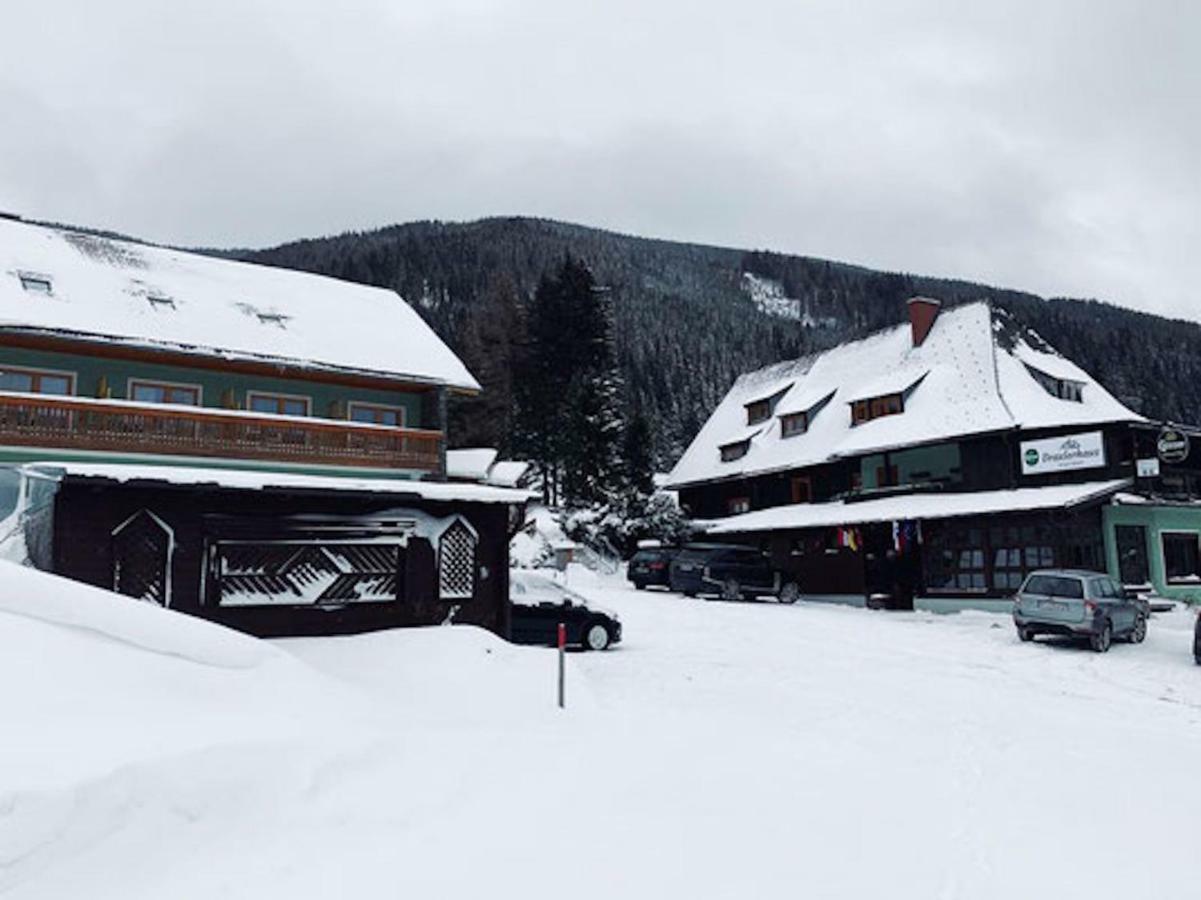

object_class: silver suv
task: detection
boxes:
[1012,569,1147,653]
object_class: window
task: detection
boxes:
[247,391,311,417]
[851,393,903,426]
[1115,524,1149,585]
[746,399,772,425]
[790,476,812,504]
[1023,574,1084,598]
[438,518,478,601]
[1025,364,1084,403]
[146,295,176,310]
[780,412,807,438]
[129,379,201,406]
[18,273,52,294]
[720,439,750,462]
[727,496,750,515]
[1162,532,1201,584]
[926,527,987,592]
[0,366,74,395]
[348,401,406,427]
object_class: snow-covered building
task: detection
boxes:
[667,297,1201,608]
[0,213,528,634]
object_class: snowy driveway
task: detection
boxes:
[5,567,1201,899]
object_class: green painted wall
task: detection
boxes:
[0,345,426,425]
[1103,504,1201,603]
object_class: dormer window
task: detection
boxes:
[1025,364,1083,403]
[146,294,176,310]
[720,439,751,462]
[17,272,52,294]
[744,383,793,426]
[746,399,772,425]
[780,412,807,438]
[851,393,903,426]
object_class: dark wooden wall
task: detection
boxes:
[51,478,513,638]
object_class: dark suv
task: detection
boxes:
[627,547,676,590]
[669,544,799,603]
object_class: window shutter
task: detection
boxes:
[438,518,477,601]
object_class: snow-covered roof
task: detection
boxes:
[667,301,1141,488]
[446,448,500,481]
[0,217,479,390]
[23,462,532,505]
[700,479,1130,534]
[487,460,531,488]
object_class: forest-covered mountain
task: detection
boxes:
[228,217,1201,466]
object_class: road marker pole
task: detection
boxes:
[557,622,566,709]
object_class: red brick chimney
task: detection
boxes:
[906,297,942,347]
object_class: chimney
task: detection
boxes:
[906,296,942,347]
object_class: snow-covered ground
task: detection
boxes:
[4,561,1201,899]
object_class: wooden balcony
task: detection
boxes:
[0,392,443,474]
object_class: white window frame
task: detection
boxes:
[347,400,407,427]
[435,516,479,601]
[0,363,76,396]
[111,508,176,608]
[246,390,312,417]
[127,377,204,406]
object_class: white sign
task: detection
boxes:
[1136,458,1161,478]
[1020,431,1106,475]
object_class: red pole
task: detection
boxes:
[557,622,566,709]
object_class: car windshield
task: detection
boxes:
[1024,574,1084,599]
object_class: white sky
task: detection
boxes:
[2,1,1198,317]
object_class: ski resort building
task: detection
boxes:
[0,213,528,636]
[667,297,1201,610]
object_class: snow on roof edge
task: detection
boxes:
[22,462,533,505]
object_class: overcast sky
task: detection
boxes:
[2,1,1198,318]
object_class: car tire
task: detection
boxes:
[1090,621,1112,653]
[1129,616,1147,644]
[778,581,801,604]
[683,591,697,598]
[633,582,647,591]
[721,578,743,601]
[584,621,610,651]
[1017,625,1034,642]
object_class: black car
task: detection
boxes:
[627,547,677,590]
[508,571,622,651]
[1194,610,1201,665]
[669,543,799,603]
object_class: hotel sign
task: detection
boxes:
[1020,431,1106,475]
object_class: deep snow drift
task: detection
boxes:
[3,561,1201,899]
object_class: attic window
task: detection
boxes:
[1025,364,1083,403]
[851,394,904,426]
[780,412,808,438]
[746,399,772,426]
[18,273,52,294]
[720,439,751,462]
[146,295,176,310]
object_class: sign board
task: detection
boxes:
[1157,427,1191,465]
[1136,458,1161,478]
[1020,431,1106,475]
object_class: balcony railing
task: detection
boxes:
[0,392,443,474]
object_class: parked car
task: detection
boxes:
[508,571,622,651]
[669,543,799,603]
[1194,610,1201,666]
[627,547,677,590]
[1012,569,1147,652]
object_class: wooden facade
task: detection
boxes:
[49,475,515,638]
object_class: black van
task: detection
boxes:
[627,547,677,590]
[669,543,800,602]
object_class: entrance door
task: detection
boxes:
[1115,525,1150,586]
